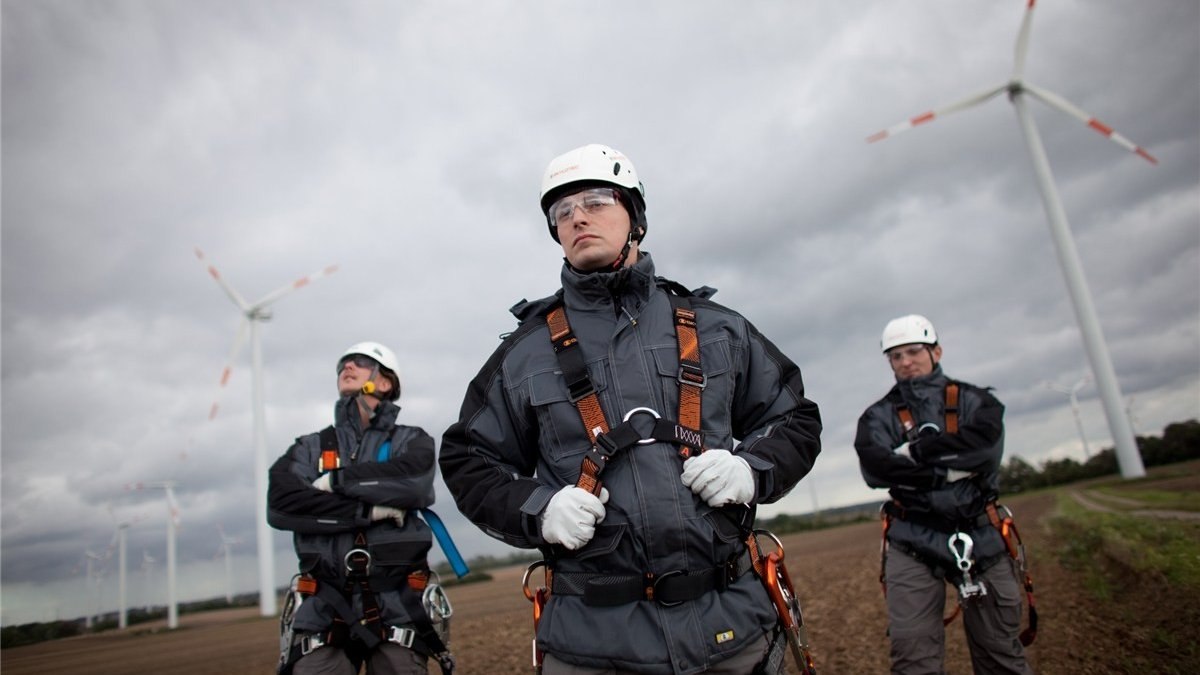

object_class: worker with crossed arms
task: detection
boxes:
[855,315,1033,675]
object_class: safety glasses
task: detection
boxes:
[886,345,930,363]
[549,188,619,227]
[337,354,379,373]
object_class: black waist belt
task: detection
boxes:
[884,500,991,533]
[551,549,755,607]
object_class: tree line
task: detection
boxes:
[999,418,1200,493]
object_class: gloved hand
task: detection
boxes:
[369,505,407,526]
[541,486,609,550]
[311,473,333,492]
[946,469,975,482]
[681,449,754,507]
[892,442,916,463]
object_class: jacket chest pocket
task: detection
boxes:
[525,365,609,462]
[651,337,734,440]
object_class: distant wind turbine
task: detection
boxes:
[194,248,338,617]
[127,481,181,629]
[106,504,143,630]
[141,549,158,612]
[214,524,243,604]
[1045,376,1092,459]
[867,0,1151,479]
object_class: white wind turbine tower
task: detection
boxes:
[214,524,243,604]
[127,481,181,629]
[80,548,109,629]
[195,248,338,616]
[867,0,1152,479]
[105,504,137,630]
[141,549,158,612]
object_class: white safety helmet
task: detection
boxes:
[539,143,647,243]
[880,315,938,353]
[339,341,402,401]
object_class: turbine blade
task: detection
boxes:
[208,318,249,421]
[251,263,339,310]
[194,247,252,312]
[1022,82,1158,164]
[866,83,1008,143]
[1013,0,1037,80]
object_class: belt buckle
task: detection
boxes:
[387,625,416,649]
[300,632,327,656]
[651,570,685,607]
[344,548,372,576]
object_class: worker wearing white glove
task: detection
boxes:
[542,485,610,550]
[680,449,755,507]
[369,505,407,527]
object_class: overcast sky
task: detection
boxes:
[3,0,1197,626]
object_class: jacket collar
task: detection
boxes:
[335,396,400,433]
[893,365,949,402]
[559,251,656,312]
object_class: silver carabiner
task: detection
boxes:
[948,532,974,573]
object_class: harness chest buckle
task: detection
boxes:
[677,364,707,389]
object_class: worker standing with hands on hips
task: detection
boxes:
[440,143,822,674]
[269,342,453,675]
[855,315,1034,675]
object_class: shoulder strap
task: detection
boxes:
[546,304,611,497]
[669,295,704,457]
[944,382,960,434]
[318,425,340,472]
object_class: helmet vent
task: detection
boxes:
[612,162,621,176]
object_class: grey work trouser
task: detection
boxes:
[293,642,428,675]
[885,551,1033,675]
[542,632,776,674]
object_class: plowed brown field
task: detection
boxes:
[2,489,1188,674]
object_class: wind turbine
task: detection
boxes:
[1045,376,1092,459]
[127,481,181,629]
[867,0,1151,479]
[195,248,338,617]
[106,504,139,629]
[79,548,109,629]
[214,524,243,604]
[141,548,158,612]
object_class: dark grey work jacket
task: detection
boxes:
[440,253,822,674]
[268,397,436,634]
[854,366,1008,576]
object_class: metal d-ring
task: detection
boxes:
[622,407,661,445]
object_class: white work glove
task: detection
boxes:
[946,469,975,483]
[892,442,916,463]
[311,473,333,492]
[541,486,609,550]
[369,505,407,527]
[681,449,754,507]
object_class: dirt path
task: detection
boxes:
[2,489,1186,674]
